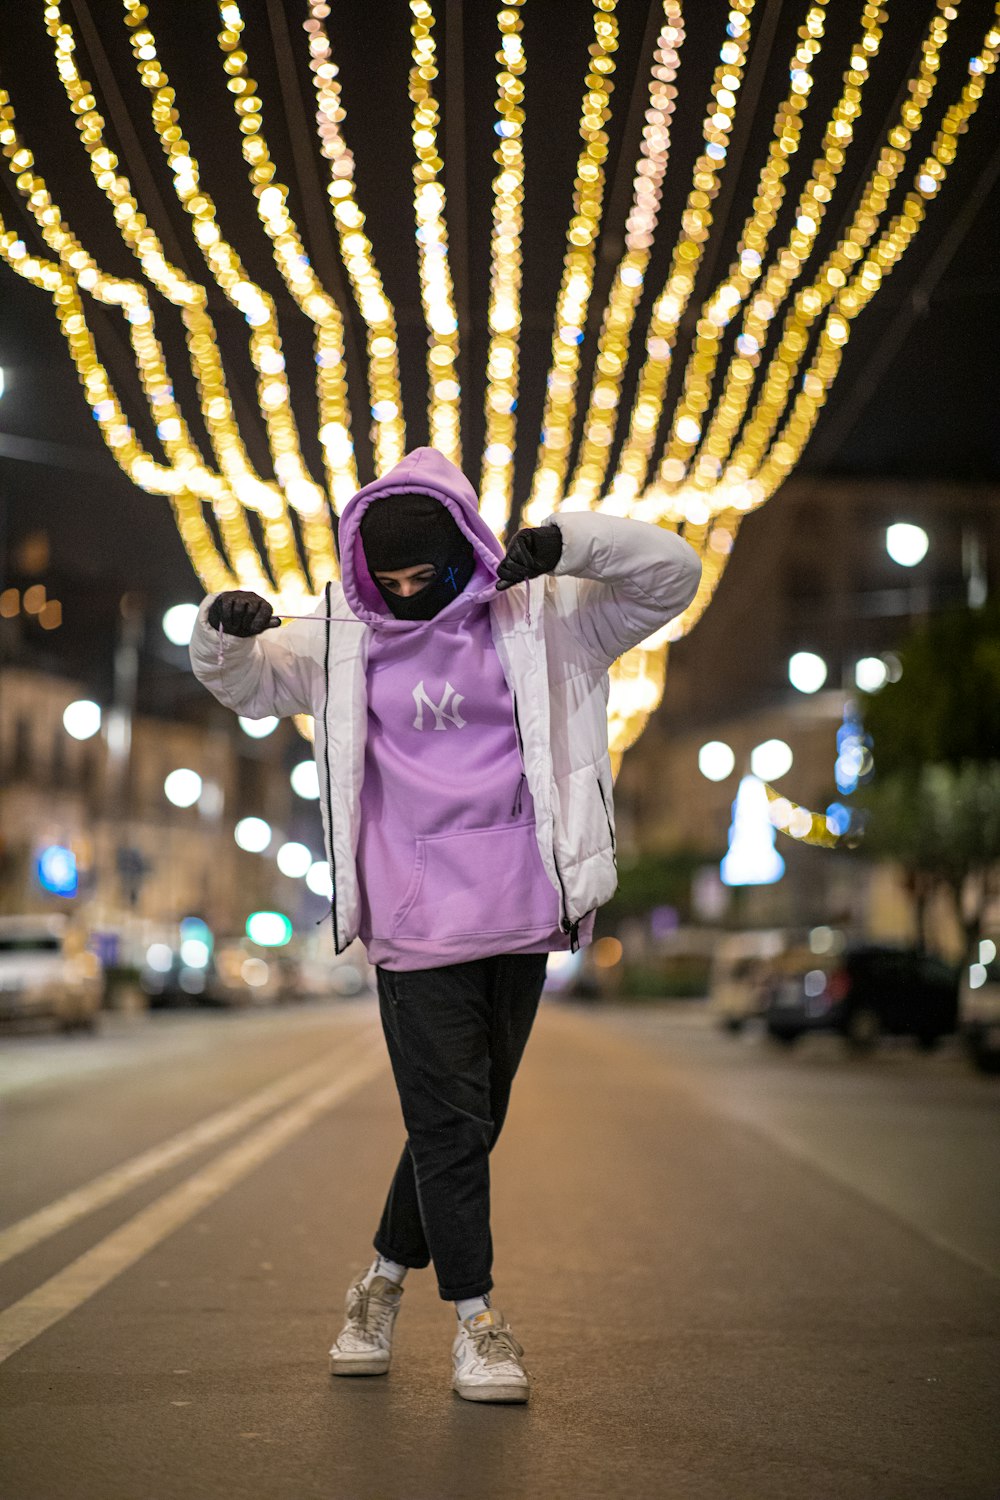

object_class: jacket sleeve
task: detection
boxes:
[188,595,322,720]
[541,510,702,671]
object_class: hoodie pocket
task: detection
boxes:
[391,820,542,942]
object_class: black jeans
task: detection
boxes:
[372,951,549,1301]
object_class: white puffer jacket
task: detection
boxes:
[189,508,701,955]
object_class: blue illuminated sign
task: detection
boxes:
[37,845,78,898]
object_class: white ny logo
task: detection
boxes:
[411,679,467,731]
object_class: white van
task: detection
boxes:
[0,915,103,1032]
[709,929,794,1033]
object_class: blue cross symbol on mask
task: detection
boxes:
[444,565,459,593]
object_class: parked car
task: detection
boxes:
[762,943,959,1052]
[709,929,794,1032]
[959,935,1000,1074]
[0,915,103,1032]
[140,942,297,1009]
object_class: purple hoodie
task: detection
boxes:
[336,447,595,971]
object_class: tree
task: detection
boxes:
[856,601,1000,956]
[860,599,1000,775]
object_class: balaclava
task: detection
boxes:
[360,492,477,621]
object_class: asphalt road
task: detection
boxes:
[0,997,997,1500]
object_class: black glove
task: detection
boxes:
[495,524,563,592]
[207,590,281,637]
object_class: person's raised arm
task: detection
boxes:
[189,590,321,720]
[539,510,702,673]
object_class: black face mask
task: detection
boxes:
[360,493,478,621]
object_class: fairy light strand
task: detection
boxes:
[603,0,757,514]
[524,0,620,522]
[564,0,686,512]
[654,1,831,504]
[213,0,359,532]
[479,0,526,532]
[661,0,888,504]
[303,0,406,477]
[1,0,994,779]
[122,0,332,592]
[408,0,462,466]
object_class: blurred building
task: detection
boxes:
[0,666,329,965]
[614,475,999,957]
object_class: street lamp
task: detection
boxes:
[239,715,279,739]
[162,603,199,646]
[788,651,828,694]
[885,522,929,567]
[306,860,332,898]
[163,768,202,808]
[276,840,312,878]
[290,760,320,800]
[63,699,102,740]
[697,741,735,782]
[750,738,793,781]
[854,657,889,693]
[234,816,272,853]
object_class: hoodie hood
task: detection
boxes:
[338,447,507,632]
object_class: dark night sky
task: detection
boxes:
[1,0,998,680]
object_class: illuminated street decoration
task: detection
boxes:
[0,1,997,846]
[835,705,874,796]
[720,776,785,886]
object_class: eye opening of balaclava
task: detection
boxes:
[359,492,477,620]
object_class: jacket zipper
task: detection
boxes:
[318,582,344,954]
[596,770,617,862]
[511,688,579,951]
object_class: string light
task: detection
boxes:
[722,0,969,501]
[656,2,832,501]
[479,0,526,531]
[1,0,994,781]
[665,0,888,502]
[408,0,462,466]
[646,0,987,670]
[123,0,333,590]
[213,1,359,528]
[604,0,757,512]
[0,74,265,591]
[564,1,685,511]
[304,0,406,476]
[0,201,236,594]
[525,0,621,520]
[753,11,1000,501]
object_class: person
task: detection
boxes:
[189,445,701,1404]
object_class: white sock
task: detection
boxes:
[456,1293,491,1322]
[362,1254,408,1288]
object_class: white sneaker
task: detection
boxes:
[451,1307,530,1403]
[329,1274,404,1376]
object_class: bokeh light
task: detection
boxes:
[750,738,793,781]
[234,817,272,853]
[698,740,735,782]
[290,760,320,800]
[788,651,827,694]
[276,841,312,878]
[63,699,102,740]
[162,603,199,645]
[163,768,202,808]
[885,522,929,567]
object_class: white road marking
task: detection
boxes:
[0,1038,387,1364]
[0,1026,381,1270]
